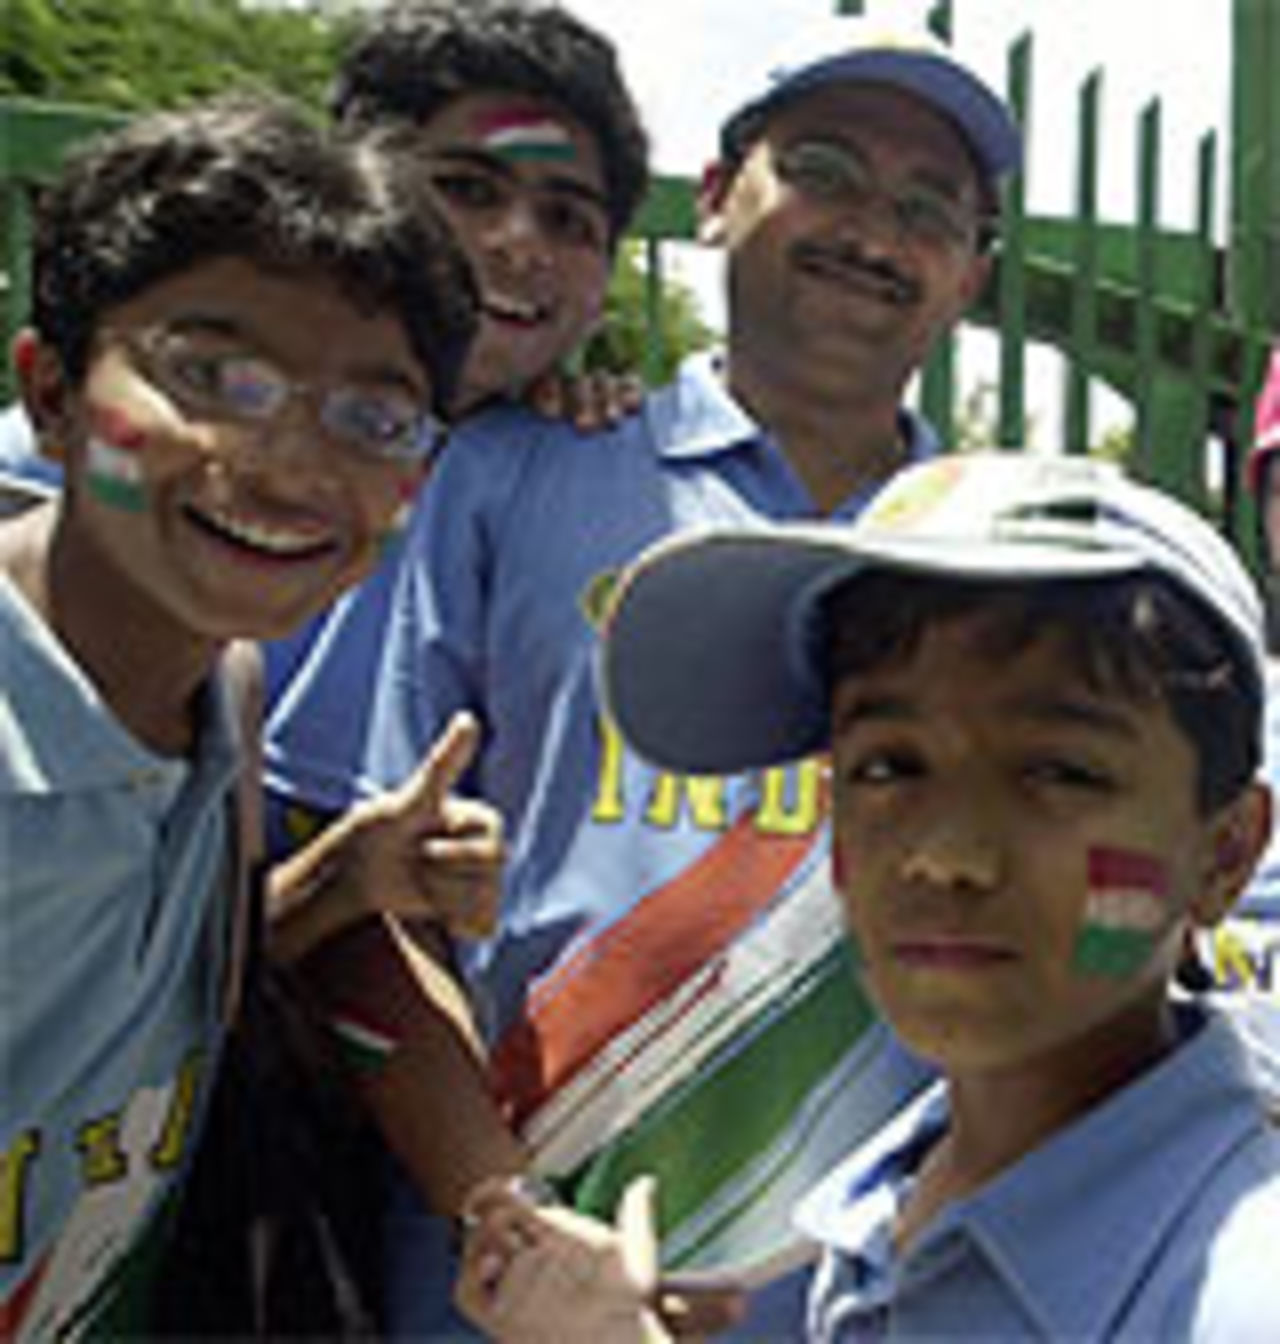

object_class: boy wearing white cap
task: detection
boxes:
[461,452,1280,1339]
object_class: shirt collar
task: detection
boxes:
[796,1007,1269,1339]
[966,1007,1269,1338]
[647,351,940,481]
[645,351,762,461]
[0,572,242,797]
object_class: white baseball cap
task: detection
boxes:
[720,17,1022,183]
[602,452,1266,775]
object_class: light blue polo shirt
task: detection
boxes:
[796,1005,1280,1341]
[0,573,241,1338]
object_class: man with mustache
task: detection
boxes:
[272,17,1022,1336]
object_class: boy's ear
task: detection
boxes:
[1192,781,1273,926]
[695,161,731,247]
[12,329,77,463]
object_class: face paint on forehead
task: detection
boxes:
[475,106,576,163]
[84,403,149,512]
[1071,846,1170,980]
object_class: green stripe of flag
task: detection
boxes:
[563,940,876,1246]
[1073,925,1155,979]
[493,143,576,162]
[87,475,147,513]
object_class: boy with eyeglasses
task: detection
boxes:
[0,94,500,1339]
[460,452,1280,1340]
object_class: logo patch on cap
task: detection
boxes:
[862,455,966,532]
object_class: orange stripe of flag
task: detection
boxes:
[493,814,822,1125]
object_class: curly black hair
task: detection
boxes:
[31,94,477,414]
[331,0,649,244]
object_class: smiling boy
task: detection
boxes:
[457,452,1280,1339]
[328,0,647,417]
[0,96,493,1338]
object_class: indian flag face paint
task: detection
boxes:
[327,1008,401,1073]
[477,107,576,163]
[85,404,149,512]
[1072,847,1170,979]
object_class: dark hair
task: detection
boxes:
[718,94,1001,252]
[822,570,1262,813]
[31,95,477,414]
[331,0,649,243]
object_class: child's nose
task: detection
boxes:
[227,407,339,478]
[487,200,553,270]
[899,804,1003,894]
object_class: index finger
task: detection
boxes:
[400,710,482,816]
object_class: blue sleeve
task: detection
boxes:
[262,544,409,847]
[357,429,524,800]
[261,419,527,856]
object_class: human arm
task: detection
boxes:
[266,711,502,967]
[296,915,531,1217]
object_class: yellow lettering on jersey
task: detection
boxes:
[644,770,729,831]
[285,803,328,850]
[592,714,827,839]
[0,1132,40,1262]
[1210,927,1275,992]
[593,712,731,830]
[755,759,825,836]
[75,1116,127,1187]
[149,1051,204,1170]
[592,714,627,824]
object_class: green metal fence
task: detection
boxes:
[2,0,1276,558]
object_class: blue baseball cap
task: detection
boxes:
[721,18,1022,183]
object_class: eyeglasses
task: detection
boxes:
[774,139,984,249]
[113,326,443,465]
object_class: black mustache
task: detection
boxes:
[792,241,920,305]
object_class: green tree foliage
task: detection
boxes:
[1090,421,1135,466]
[2,0,353,112]
[585,243,716,382]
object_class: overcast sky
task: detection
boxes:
[567,0,1231,205]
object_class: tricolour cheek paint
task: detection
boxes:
[477,108,576,163]
[85,404,149,512]
[1072,846,1170,979]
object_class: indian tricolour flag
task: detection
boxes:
[495,815,927,1289]
[478,110,575,162]
[327,1007,400,1073]
[85,406,148,512]
[1073,847,1169,979]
